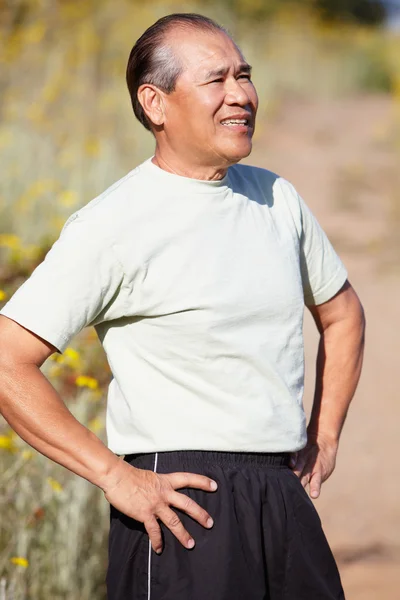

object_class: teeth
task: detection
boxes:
[221,119,248,125]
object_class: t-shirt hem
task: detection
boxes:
[108,441,307,456]
[304,265,348,306]
[0,309,69,353]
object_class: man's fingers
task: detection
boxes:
[144,516,163,554]
[293,454,308,478]
[170,491,214,529]
[165,472,218,492]
[300,473,310,488]
[309,471,322,499]
[157,506,195,549]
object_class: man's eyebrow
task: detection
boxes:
[203,63,252,80]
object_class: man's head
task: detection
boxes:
[126,14,258,173]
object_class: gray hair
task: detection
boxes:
[126,13,228,131]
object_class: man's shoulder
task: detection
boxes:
[78,162,147,218]
[60,160,152,236]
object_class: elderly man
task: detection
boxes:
[0,13,364,600]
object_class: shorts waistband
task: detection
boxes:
[124,450,291,469]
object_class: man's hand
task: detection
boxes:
[102,458,217,554]
[289,434,338,499]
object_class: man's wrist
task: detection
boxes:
[84,434,126,492]
[306,426,340,447]
[95,453,133,494]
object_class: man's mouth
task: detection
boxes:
[220,118,250,127]
[219,113,253,133]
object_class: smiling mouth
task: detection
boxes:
[220,118,250,126]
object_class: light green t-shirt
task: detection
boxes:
[1,158,347,454]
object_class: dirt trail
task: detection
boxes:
[248,95,400,599]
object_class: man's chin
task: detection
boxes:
[224,142,253,165]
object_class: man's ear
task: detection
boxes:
[137,84,165,127]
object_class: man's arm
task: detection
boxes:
[0,315,216,553]
[290,280,365,498]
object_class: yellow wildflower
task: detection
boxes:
[47,477,63,493]
[84,138,101,157]
[59,190,78,208]
[0,290,7,302]
[50,353,64,364]
[64,347,80,364]
[88,417,104,433]
[0,234,20,250]
[10,557,29,568]
[0,432,17,452]
[75,376,99,390]
[50,347,81,369]
[22,450,33,461]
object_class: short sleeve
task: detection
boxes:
[296,193,347,306]
[0,214,127,352]
[277,178,348,306]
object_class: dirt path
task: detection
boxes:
[248,94,400,599]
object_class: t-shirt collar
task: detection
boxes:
[143,157,230,194]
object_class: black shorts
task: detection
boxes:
[106,451,345,600]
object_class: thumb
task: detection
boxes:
[309,471,322,499]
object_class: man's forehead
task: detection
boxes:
[168,28,246,79]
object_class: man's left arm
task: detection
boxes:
[291,280,366,499]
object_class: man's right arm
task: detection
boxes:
[0,315,216,553]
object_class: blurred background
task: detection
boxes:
[0,0,399,598]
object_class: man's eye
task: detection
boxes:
[238,74,251,80]
[211,78,224,83]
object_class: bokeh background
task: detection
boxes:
[1,1,399,598]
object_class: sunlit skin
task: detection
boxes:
[137,28,259,180]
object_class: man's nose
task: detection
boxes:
[224,78,251,106]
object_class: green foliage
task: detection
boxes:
[314,0,386,25]
[201,0,387,25]
[352,45,393,92]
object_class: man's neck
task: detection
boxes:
[152,151,228,181]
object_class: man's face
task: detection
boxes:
[161,29,259,169]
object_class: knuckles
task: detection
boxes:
[167,513,182,529]
[182,495,194,512]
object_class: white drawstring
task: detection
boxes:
[147,452,159,600]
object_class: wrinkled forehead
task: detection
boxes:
[167,28,246,82]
